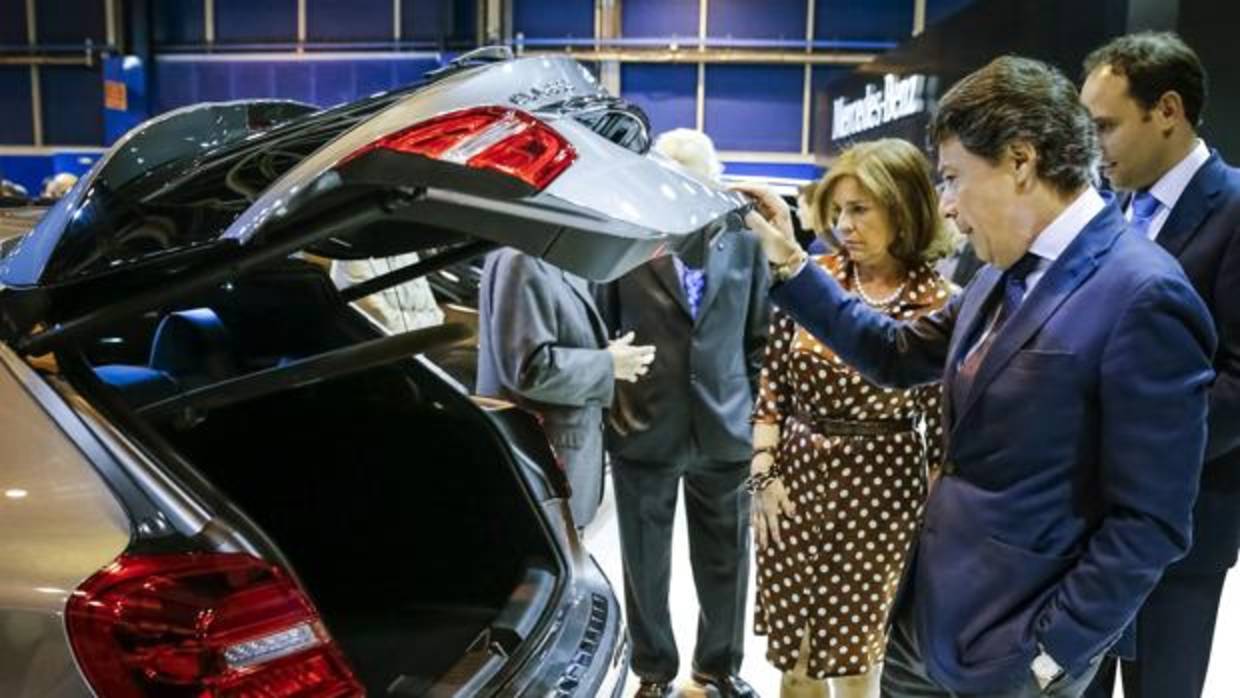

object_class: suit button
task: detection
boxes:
[941,461,957,476]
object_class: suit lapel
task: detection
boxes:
[947,266,1001,371]
[692,236,731,325]
[1156,153,1225,257]
[942,266,1000,421]
[651,256,693,319]
[562,270,609,346]
[951,204,1124,434]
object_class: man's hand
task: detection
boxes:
[732,183,803,267]
[608,331,656,382]
[732,182,795,237]
[746,211,804,268]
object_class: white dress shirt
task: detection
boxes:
[1023,186,1108,298]
[1125,139,1211,240]
[966,187,1106,357]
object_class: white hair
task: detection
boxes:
[652,128,724,182]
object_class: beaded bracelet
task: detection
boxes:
[745,466,783,495]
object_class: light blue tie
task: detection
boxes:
[1128,190,1162,239]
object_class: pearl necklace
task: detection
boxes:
[854,271,906,308]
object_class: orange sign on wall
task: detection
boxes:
[104,80,128,111]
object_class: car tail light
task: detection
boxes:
[354,106,577,190]
[66,552,363,698]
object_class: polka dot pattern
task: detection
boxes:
[751,255,952,679]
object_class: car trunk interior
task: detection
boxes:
[67,259,561,695]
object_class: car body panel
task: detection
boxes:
[222,56,744,253]
[0,346,130,698]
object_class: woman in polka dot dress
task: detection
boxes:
[747,139,957,698]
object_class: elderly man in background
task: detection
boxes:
[595,129,769,698]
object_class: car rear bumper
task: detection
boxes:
[506,553,628,698]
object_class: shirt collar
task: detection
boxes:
[1147,139,1210,209]
[1028,186,1107,263]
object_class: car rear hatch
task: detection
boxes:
[0,53,746,345]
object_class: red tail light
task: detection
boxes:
[355,106,577,190]
[66,553,364,698]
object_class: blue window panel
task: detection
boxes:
[927,0,976,26]
[704,64,802,152]
[0,68,33,145]
[153,0,205,46]
[622,0,697,39]
[0,1,27,45]
[152,61,199,112]
[36,0,106,44]
[815,0,912,43]
[395,58,439,88]
[215,0,297,43]
[0,155,52,193]
[312,63,356,107]
[708,0,805,41]
[355,60,397,97]
[307,0,393,42]
[273,63,316,104]
[199,63,232,101]
[723,161,823,180]
[450,0,477,42]
[620,64,696,136]
[231,63,279,100]
[40,66,104,145]
[401,0,475,42]
[809,65,849,153]
[513,0,594,39]
[402,0,447,41]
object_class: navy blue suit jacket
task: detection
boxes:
[1152,152,1240,574]
[771,199,1216,693]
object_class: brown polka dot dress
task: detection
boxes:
[752,254,953,679]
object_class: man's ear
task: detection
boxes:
[1007,141,1039,190]
[1153,90,1187,132]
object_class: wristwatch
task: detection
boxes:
[770,248,808,282]
[1030,644,1064,691]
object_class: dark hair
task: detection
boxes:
[1083,31,1207,127]
[928,55,1098,194]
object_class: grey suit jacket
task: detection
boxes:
[476,248,614,526]
[595,226,771,464]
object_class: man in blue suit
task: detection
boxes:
[1080,32,1240,698]
[740,56,1216,698]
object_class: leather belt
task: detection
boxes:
[794,412,916,436]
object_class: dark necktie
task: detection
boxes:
[952,252,1041,413]
[993,252,1040,332]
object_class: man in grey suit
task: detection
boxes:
[476,247,655,528]
[595,130,770,698]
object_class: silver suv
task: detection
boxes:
[0,50,744,698]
